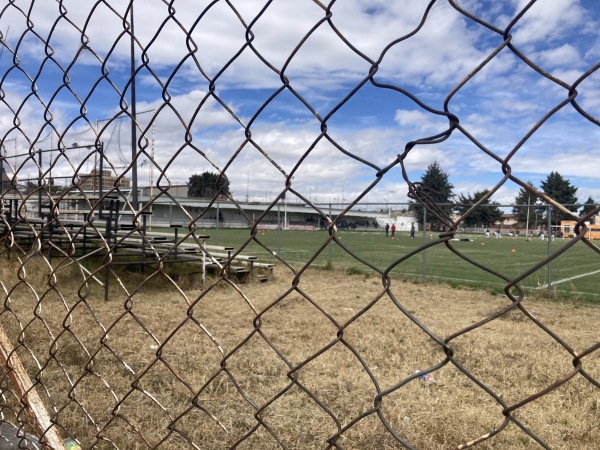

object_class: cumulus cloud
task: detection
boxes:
[535,44,582,68]
[511,0,586,45]
[1,1,599,206]
[394,109,451,135]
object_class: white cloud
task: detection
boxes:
[1,1,489,93]
[394,109,448,135]
[576,85,600,116]
[1,0,599,208]
[535,44,582,68]
[511,151,600,180]
[512,0,585,45]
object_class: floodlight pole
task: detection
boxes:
[148,109,156,230]
[284,194,287,231]
[129,0,139,212]
[328,202,332,260]
[387,190,396,218]
[525,196,530,237]
[216,202,220,244]
[277,201,281,257]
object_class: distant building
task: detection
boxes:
[377,210,418,232]
[135,186,386,230]
[560,220,600,239]
[142,185,188,198]
[141,184,228,200]
[500,213,518,228]
[79,169,130,193]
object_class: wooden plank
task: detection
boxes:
[208,252,257,261]
[251,262,276,268]
[204,244,235,251]
[0,327,67,450]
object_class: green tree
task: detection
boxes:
[512,182,538,225]
[408,161,454,231]
[580,196,598,218]
[187,171,231,198]
[540,172,578,224]
[455,189,503,228]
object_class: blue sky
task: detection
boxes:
[1,0,599,207]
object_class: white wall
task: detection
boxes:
[376,214,418,231]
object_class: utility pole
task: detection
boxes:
[129,1,139,211]
[525,196,530,237]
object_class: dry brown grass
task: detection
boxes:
[0,254,598,449]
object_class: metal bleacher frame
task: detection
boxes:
[2,194,274,301]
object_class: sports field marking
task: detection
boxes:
[539,269,600,289]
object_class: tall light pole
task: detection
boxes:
[246,173,249,203]
[129,0,139,211]
[534,198,543,235]
[283,193,288,231]
[525,196,531,237]
[388,190,396,218]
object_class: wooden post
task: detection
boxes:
[0,326,67,449]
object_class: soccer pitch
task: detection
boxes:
[188,227,600,301]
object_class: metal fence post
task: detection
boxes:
[547,204,552,296]
[277,200,281,257]
[329,202,332,260]
[216,202,220,244]
[422,207,427,280]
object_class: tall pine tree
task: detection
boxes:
[540,172,578,224]
[408,162,454,231]
[580,196,598,218]
[456,189,503,228]
[511,182,544,226]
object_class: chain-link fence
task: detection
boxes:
[0,1,599,449]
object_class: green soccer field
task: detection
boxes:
[176,227,600,301]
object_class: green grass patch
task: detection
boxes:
[175,227,600,302]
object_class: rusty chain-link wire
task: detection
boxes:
[0,1,599,449]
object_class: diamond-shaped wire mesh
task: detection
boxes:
[0,1,599,449]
